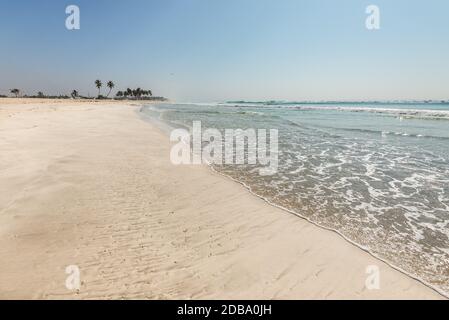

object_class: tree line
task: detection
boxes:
[4,80,166,101]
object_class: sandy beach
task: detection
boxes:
[0,99,443,299]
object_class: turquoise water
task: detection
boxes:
[143,101,449,296]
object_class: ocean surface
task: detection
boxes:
[142,101,449,296]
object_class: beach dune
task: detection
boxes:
[0,100,442,299]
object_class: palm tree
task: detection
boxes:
[142,90,152,97]
[126,88,132,98]
[106,81,115,98]
[37,91,44,98]
[94,80,102,97]
[10,89,20,98]
[71,90,79,99]
[136,88,142,99]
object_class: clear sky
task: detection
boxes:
[1,0,448,102]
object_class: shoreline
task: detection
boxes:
[206,164,449,299]
[0,100,444,299]
[139,105,449,299]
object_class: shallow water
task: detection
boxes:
[142,101,449,296]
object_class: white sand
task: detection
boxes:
[0,99,443,299]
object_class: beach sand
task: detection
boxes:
[0,99,443,299]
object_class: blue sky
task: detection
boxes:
[1,0,448,101]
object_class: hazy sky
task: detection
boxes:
[1,0,448,101]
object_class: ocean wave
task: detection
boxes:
[286,106,449,120]
[338,127,449,140]
[226,100,449,106]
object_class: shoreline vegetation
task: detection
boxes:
[3,80,168,102]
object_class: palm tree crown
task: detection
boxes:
[95,80,102,97]
[113,87,153,99]
[10,89,20,97]
[106,81,115,97]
